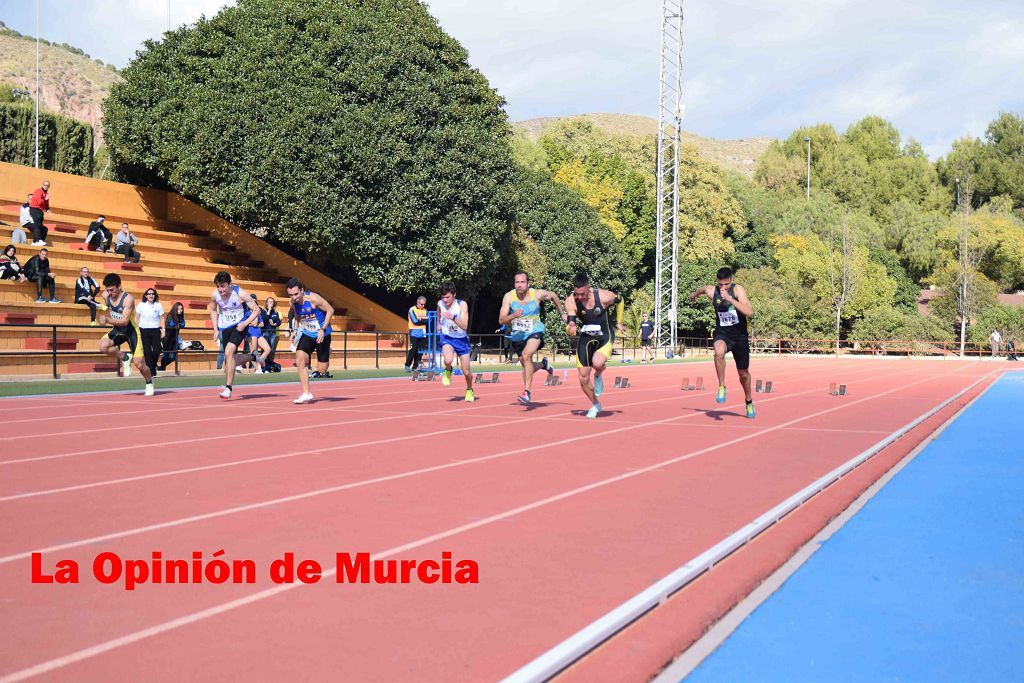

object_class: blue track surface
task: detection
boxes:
[685,371,1024,683]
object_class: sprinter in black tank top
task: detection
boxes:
[565,273,626,419]
[97,272,154,395]
[689,266,756,418]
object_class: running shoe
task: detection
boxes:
[465,389,475,402]
[122,352,132,377]
[541,357,553,376]
[517,389,531,405]
[442,369,453,386]
[144,383,155,397]
[745,402,756,419]
[293,392,314,404]
[219,387,232,400]
[586,402,602,419]
[716,385,727,404]
[594,374,604,397]
[252,351,265,367]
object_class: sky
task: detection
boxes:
[2,0,1022,159]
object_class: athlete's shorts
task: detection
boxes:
[511,332,544,357]
[440,333,471,357]
[577,335,613,368]
[106,324,139,354]
[713,335,750,370]
[640,338,653,348]
[220,327,247,350]
[247,325,263,339]
[296,333,332,363]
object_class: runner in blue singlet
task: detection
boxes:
[286,276,334,404]
[498,271,565,405]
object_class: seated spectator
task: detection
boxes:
[0,245,28,282]
[159,302,186,371]
[23,247,60,303]
[28,180,50,245]
[14,194,31,244]
[84,215,112,252]
[114,223,140,263]
[75,266,101,325]
[1008,339,1018,362]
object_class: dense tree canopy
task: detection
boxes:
[104,0,516,294]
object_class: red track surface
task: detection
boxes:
[0,357,1005,682]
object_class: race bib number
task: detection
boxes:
[717,309,740,327]
[221,308,244,326]
[302,316,322,333]
[440,318,459,335]
[512,318,533,334]
[580,324,602,336]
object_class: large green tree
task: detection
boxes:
[104,0,515,293]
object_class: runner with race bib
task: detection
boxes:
[438,281,475,402]
[564,273,626,419]
[286,276,335,405]
[209,271,263,400]
[689,266,756,418]
[498,271,565,405]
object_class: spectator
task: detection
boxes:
[159,302,186,371]
[23,247,60,303]
[405,295,429,372]
[495,324,514,363]
[74,267,101,325]
[0,245,28,282]
[639,312,655,363]
[84,215,112,252]
[989,329,1001,358]
[14,194,31,244]
[135,288,165,376]
[1007,339,1018,362]
[114,223,141,263]
[262,296,282,365]
[28,180,50,245]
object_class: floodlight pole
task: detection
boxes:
[804,137,811,198]
[34,0,40,168]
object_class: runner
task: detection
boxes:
[639,312,655,363]
[497,271,564,405]
[286,277,335,404]
[438,282,474,402]
[96,273,154,396]
[564,273,625,419]
[689,266,756,418]
[209,271,263,399]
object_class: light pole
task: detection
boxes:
[34,0,40,169]
[955,177,961,210]
[803,136,811,198]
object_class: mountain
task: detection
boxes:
[513,113,773,177]
[0,23,120,145]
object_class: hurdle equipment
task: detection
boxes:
[411,371,436,382]
[681,376,704,391]
[828,382,847,396]
[544,374,562,386]
[755,379,774,394]
[474,372,500,384]
[613,376,631,389]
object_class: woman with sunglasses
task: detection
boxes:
[135,288,166,377]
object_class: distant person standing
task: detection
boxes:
[28,180,50,245]
[405,296,430,372]
[262,296,282,366]
[135,288,166,376]
[114,223,141,263]
[989,329,1001,358]
[14,194,31,244]
[159,302,186,371]
[639,312,655,363]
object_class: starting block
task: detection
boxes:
[755,379,774,393]
[681,377,705,391]
[474,373,500,384]
[613,376,631,389]
[544,375,562,386]
[411,371,436,382]
[828,382,848,396]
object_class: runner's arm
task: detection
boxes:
[452,301,469,331]
[689,285,714,303]
[728,285,754,319]
[539,290,567,320]
[209,297,219,340]
[497,292,519,325]
[236,287,262,330]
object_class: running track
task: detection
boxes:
[0,357,1008,681]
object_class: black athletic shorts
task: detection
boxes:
[219,327,247,350]
[107,325,139,354]
[714,335,750,370]
[296,333,332,363]
[640,337,653,348]
[511,332,544,357]
[577,334,613,368]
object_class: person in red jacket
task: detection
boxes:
[28,180,50,245]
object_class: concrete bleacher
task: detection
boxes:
[0,162,407,377]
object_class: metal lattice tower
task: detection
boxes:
[653,0,684,353]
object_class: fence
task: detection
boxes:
[0,323,1010,380]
